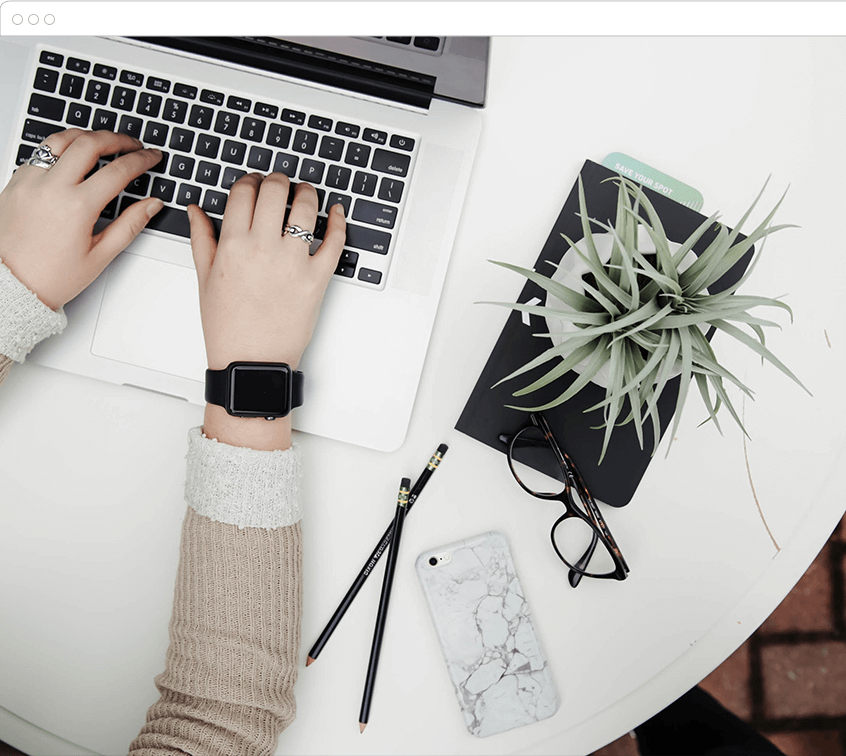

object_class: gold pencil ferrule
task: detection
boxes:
[398,488,410,508]
[427,451,443,470]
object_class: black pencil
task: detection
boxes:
[306,443,447,666]
[359,477,411,733]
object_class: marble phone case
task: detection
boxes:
[415,531,560,737]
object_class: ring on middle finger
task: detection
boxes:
[282,224,315,245]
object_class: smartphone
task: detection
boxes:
[415,531,560,737]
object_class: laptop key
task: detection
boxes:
[66,103,92,128]
[386,37,411,45]
[28,93,65,122]
[378,177,404,203]
[266,124,292,149]
[372,148,410,177]
[33,67,59,93]
[222,167,246,190]
[21,118,65,145]
[163,98,188,124]
[200,89,225,106]
[247,146,273,171]
[137,93,163,118]
[169,155,195,179]
[272,153,298,178]
[346,223,391,254]
[358,268,383,285]
[117,115,143,140]
[299,159,325,184]
[326,165,352,191]
[92,109,118,131]
[334,263,356,278]
[66,57,91,74]
[111,86,137,111]
[195,161,221,186]
[389,135,415,152]
[319,136,345,161]
[293,130,318,155]
[335,121,360,139]
[119,70,144,86]
[16,144,34,165]
[344,142,371,167]
[176,183,202,207]
[308,115,333,132]
[227,95,251,112]
[169,128,195,153]
[352,199,397,229]
[151,177,176,203]
[363,129,387,145]
[214,111,240,136]
[340,250,359,266]
[143,122,169,147]
[254,102,278,118]
[189,105,214,130]
[100,197,118,219]
[144,203,191,238]
[60,73,84,99]
[146,76,171,93]
[413,37,440,51]
[240,118,267,143]
[203,190,228,215]
[326,192,351,216]
[150,151,169,174]
[40,51,64,67]
[93,64,117,80]
[174,83,198,99]
[351,171,377,196]
[195,134,221,159]
[222,140,247,165]
[85,80,111,105]
[281,108,306,125]
[125,173,151,196]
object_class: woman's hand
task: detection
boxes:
[188,172,346,450]
[0,129,164,311]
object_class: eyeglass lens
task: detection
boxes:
[509,424,619,577]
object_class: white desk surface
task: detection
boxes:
[1,36,845,756]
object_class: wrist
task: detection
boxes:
[202,403,293,451]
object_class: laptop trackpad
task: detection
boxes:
[91,252,207,381]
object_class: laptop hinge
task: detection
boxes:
[130,36,436,110]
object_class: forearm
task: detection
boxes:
[130,510,302,756]
[130,427,304,756]
[0,257,67,384]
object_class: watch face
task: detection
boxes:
[230,365,290,415]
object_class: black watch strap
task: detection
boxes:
[205,363,304,416]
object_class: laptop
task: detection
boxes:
[1,35,487,451]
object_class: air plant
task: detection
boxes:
[485,176,809,462]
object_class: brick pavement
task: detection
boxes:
[592,515,846,756]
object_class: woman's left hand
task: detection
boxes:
[0,128,164,310]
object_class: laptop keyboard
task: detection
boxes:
[14,47,421,290]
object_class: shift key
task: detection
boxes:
[345,222,391,255]
[352,199,397,229]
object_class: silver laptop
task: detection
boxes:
[1,35,486,451]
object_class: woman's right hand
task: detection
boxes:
[187,172,346,450]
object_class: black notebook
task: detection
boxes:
[455,160,753,507]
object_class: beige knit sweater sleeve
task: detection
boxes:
[1,258,305,755]
[129,429,305,756]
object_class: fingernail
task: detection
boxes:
[147,198,164,218]
[133,137,144,146]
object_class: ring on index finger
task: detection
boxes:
[282,224,315,245]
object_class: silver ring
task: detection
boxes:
[282,224,315,245]
[25,143,59,171]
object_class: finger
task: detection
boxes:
[14,127,87,179]
[48,130,148,184]
[313,203,347,275]
[82,147,162,210]
[187,204,219,289]
[283,182,319,252]
[89,197,164,269]
[220,173,263,242]
[251,172,290,238]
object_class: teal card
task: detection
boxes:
[601,152,704,212]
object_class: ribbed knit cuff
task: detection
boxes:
[184,426,303,530]
[0,258,66,362]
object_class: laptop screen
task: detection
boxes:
[131,36,440,109]
[134,36,489,109]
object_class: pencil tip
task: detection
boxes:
[359,723,367,733]
[306,656,315,667]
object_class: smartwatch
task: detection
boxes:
[204,362,304,420]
